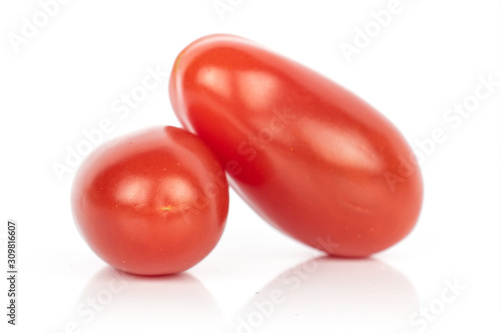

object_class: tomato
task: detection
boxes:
[169,34,423,257]
[71,126,229,275]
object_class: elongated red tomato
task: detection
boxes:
[71,126,229,275]
[170,35,423,257]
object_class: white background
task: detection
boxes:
[1,0,499,332]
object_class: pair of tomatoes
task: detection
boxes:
[71,35,423,275]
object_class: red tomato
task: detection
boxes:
[71,126,229,275]
[169,35,423,257]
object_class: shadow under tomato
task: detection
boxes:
[48,266,225,333]
[226,256,418,333]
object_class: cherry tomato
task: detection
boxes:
[71,126,229,275]
[169,35,423,257]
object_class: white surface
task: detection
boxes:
[1,0,499,332]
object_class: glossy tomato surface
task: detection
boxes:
[71,126,229,275]
[170,35,423,257]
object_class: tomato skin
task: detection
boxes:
[170,35,423,257]
[71,126,229,275]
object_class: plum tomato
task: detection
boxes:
[169,34,423,257]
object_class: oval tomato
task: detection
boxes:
[71,126,229,275]
[169,35,423,257]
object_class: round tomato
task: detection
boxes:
[169,34,423,257]
[71,126,229,275]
